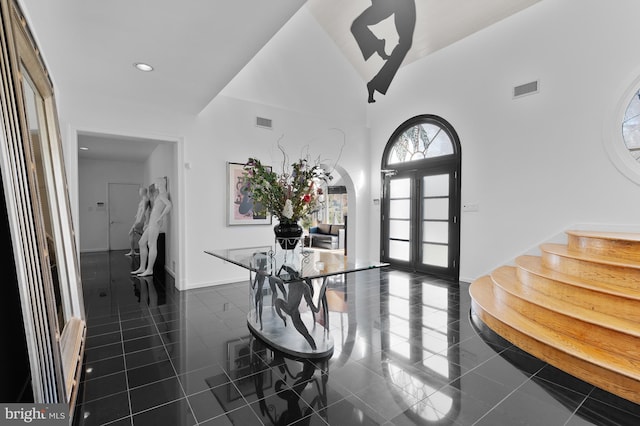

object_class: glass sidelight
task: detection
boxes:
[21,69,69,335]
[421,173,451,269]
[388,177,412,262]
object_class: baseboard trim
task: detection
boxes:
[182,276,248,290]
[80,248,108,253]
[164,265,175,278]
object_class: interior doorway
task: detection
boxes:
[310,164,357,258]
[76,131,181,282]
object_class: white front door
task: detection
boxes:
[108,183,141,250]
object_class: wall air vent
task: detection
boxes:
[513,80,539,99]
[256,116,273,129]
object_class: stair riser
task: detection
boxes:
[542,252,640,289]
[492,284,640,364]
[568,234,640,262]
[516,268,640,324]
[471,301,640,405]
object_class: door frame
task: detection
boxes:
[72,129,185,289]
[380,115,461,280]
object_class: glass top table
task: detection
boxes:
[205,246,388,281]
[206,246,388,357]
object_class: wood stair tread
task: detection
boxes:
[470,277,640,381]
[516,255,640,301]
[491,266,640,337]
[566,230,640,243]
[541,243,640,269]
[471,230,640,404]
[566,230,640,263]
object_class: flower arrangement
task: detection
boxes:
[243,156,330,224]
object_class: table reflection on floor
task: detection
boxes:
[206,337,329,425]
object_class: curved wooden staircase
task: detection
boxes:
[470,230,640,404]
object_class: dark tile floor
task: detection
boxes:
[73,251,640,426]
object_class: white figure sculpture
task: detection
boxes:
[125,187,149,257]
[131,178,172,277]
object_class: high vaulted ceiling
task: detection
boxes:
[19,0,307,114]
[19,0,541,117]
[307,0,542,83]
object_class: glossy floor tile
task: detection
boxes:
[73,251,640,425]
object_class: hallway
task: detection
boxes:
[73,251,640,425]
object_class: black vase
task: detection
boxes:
[274,222,303,250]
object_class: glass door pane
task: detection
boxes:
[421,174,450,269]
[387,177,412,262]
[22,69,68,335]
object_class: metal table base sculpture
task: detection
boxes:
[247,249,334,358]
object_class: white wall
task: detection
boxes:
[78,158,144,251]
[220,7,366,124]
[184,95,369,287]
[179,5,372,288]
[366,0,640,282]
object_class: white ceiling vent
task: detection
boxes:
[256,116,273,129]
[513,80,539,99]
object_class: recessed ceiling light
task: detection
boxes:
[134,62,154,72]
[79,146,89,151]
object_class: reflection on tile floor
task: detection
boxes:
[73,251,640,425]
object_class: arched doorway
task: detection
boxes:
[321,164,357,257]
[380,115,461,280]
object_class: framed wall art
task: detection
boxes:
[227,162,271,225]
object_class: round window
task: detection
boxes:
[603,73,640,186]
[623,89,640,162]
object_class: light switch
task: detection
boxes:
[463,203,479,212]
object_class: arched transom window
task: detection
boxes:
[387,121,455,165]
